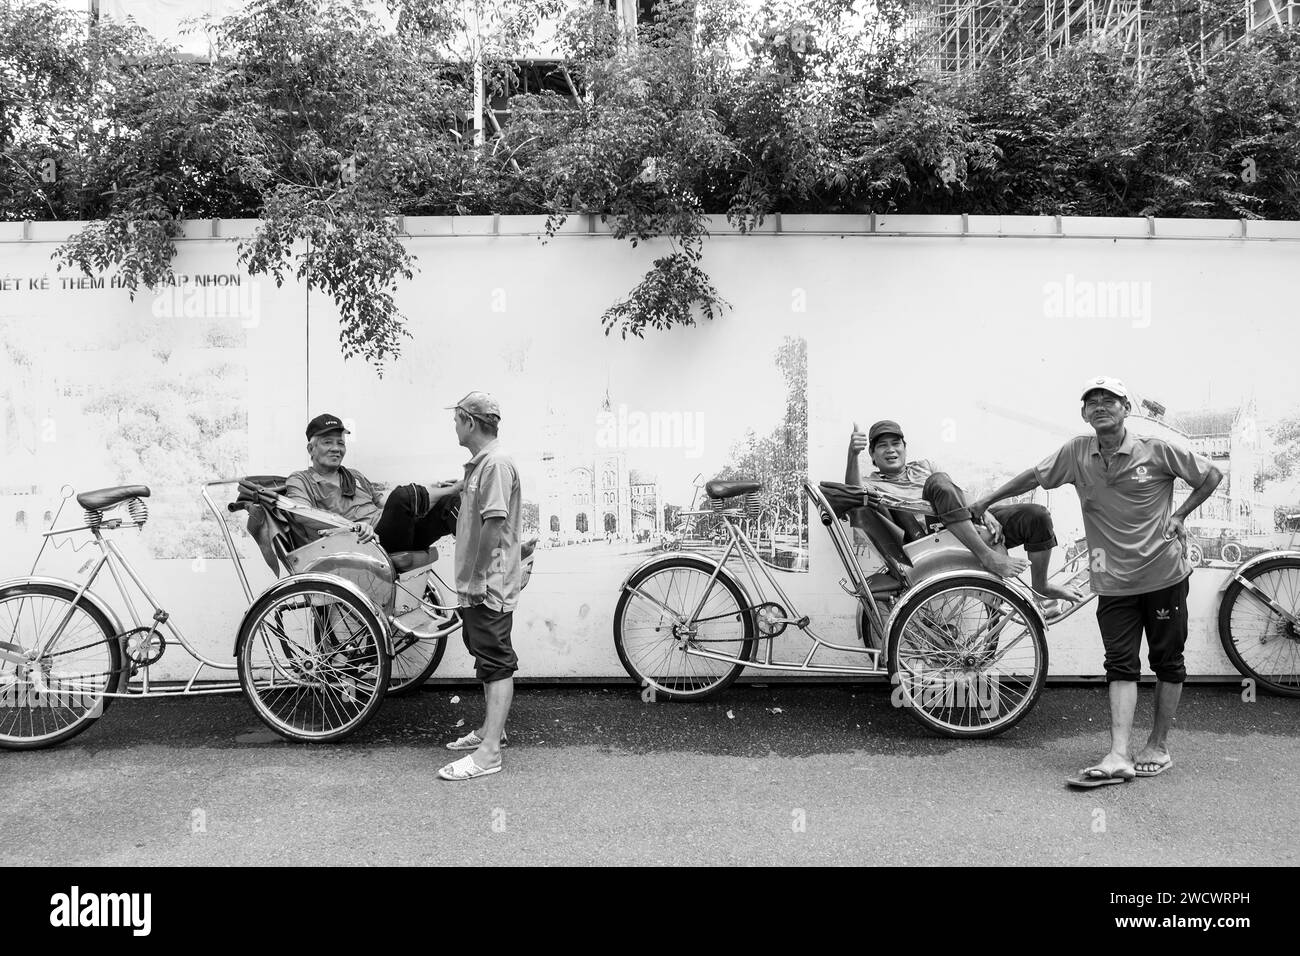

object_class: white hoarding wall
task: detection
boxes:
[1,217,1297,680]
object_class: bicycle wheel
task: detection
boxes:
[613,557,755,701]
[1218,556,1300,697]
[237,578,390,742]
[0,583,123,750]
[887,576,1047,738]
[387,576,454,697]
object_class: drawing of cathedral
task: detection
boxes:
[537,390,663,542]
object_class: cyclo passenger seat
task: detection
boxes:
[228,476,438,576]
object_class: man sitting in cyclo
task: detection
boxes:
[285,413,462,560]
[845,420,1083,608]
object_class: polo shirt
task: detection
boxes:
[1034,431,1215,596]
[455,439,523,612]
[284,467,383,531]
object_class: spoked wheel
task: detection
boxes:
[237,578,390,742]
[1218,557,1300,697]
[0,583,123,750]
[1221,543,1243,565]
[887,576,1047,738]
[1186,543,1203,568]
[613,557,755,701]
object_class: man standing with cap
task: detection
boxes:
[438,391,524,781]
[974,376,1222,788]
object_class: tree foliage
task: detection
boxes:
[3,0,1299,363]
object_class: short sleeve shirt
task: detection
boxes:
[1034,432,1216,596]
[865,459,940,502]
[454,439,523,612]
[284,468,383,525]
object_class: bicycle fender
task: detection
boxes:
[883,568,1047,639]
[1223,550,1298,596]
[237,571,394,657]
[618,552,758,615]
[0,575,126,640]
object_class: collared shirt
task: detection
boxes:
[865,459,940,501]
[1034,431,1215,596]
[285,467,383,531]
[455,439,523,612]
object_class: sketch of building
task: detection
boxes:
[537,394,663,544]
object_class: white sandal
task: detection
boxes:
[445,730,508,751]
[437,755,502,781]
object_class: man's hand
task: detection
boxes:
[848,421,869,457]
[981,508,1004,545]
[1166,514,1187,551]
[353,521,377,545]
[437,479,464,494]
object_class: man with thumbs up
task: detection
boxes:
[846,420,1082,606]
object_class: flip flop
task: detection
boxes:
[1134,756,1173,777]
[437,755,502,781]
[1066,765,1135,789]
[445,730,509,751]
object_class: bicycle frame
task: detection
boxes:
[626,481,891,676]
[2,511,241,698]
[2,479,448,699]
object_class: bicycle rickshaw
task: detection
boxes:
[0,477,467,750]
[613,478,1079,738]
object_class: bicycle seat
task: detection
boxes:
[705,479,761,500]
[77,485,151,510]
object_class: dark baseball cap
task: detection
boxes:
[868,420,905,448]
[306,413,349,440]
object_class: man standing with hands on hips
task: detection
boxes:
[974,377,1221,788]
[438,391,525,781]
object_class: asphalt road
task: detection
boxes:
[3,683,1296,866]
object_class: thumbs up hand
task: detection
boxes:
[849,421,869,456]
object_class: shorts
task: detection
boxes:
[459,603,518,683]
[1095,576,1190,683]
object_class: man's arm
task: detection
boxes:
[466,516,506,600]
[846,422,867,485]
[972,468,1043,518]
[1173,468,1223,521]
[1164,441,1224,546]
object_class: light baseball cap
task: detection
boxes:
[1079,376,1129,402]
[446,391,502,421]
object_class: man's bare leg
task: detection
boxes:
[1133,680,1181,773]
[1096,681,1138,776]
[945,518,1028,578]
[472,676,513,771]
[1028,548,1084,603]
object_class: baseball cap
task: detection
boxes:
[868,420,905,448]
[1079,376,1129,402]
[306,413,349,440]
[445,391,502,422]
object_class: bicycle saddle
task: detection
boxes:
[705,479,761,499]
[77,485,151,510]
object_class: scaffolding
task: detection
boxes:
[911,0,1298,74]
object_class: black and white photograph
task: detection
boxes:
[1,0,1297,914]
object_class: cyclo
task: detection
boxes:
[613,478,1071,737]
[0,476,467,750]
